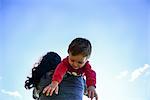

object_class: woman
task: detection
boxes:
[24,51,85,100]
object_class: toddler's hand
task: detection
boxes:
[42,81,59,96]
[87,86,98,100]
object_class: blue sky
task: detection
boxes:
[0,0,150,100]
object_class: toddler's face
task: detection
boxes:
[68,52,88,69]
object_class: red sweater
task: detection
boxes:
[52,57,96,87]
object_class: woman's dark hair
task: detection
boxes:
[24,52,61,89]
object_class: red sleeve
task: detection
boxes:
[52,60,68,84]
[84,62,96,88]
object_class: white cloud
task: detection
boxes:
[115,64,150,82]
[129,64,150,82]
[115,70,129,80]
[1,89,22,98]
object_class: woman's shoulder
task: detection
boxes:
[59,56,70,68]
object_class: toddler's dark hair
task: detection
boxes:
[68,37,92,57]
[24,52,61,89]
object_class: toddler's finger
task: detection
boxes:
[95,93,98,100]
[90,91,94,100]
[55,86,59,94]
[43,86,49,93]
[46,87,51,96]
[88,90,91,98]
[49,87,55,96]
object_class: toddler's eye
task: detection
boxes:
[71,60,75,62]
[78,62,83,64]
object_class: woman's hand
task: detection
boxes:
[42,81,59,96]
[87,86,98,100]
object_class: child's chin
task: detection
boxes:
[72,67,79,69]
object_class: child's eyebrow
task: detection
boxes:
[78,61,84,64]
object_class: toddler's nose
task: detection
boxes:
[72,63,78,69]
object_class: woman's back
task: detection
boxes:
[38,72,85,100]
